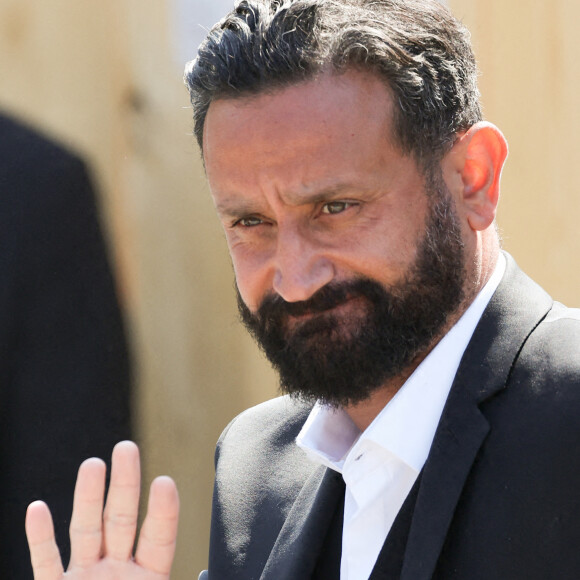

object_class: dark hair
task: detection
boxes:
[184,0,482,165]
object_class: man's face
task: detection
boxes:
[203,70,467,405]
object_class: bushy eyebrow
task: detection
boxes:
[215,199,262,220]
[214,182,362,219]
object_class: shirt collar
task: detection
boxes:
[296,254,506,473]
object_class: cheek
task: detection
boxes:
[340,221,420,279]
[230,250,271,312]
[232,263,252,308]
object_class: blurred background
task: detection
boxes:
[0,0,578,577]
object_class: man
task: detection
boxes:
[24,1,580,579]
[0,113,132,579]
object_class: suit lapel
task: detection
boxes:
[261,465,344,580]
[396,254,553,580]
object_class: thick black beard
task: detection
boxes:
[237,173,466,407]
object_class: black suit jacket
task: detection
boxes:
[202,253,580,579]
[0,115,132,578]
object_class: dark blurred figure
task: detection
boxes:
[0,113,132,578]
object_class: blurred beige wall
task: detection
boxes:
[0,1,277,576]
[0,1,578,577]
[449,0,580,306]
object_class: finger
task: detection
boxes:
[68,457,107,569]
[135,476,179,575]
[26,501,65,580]
[103,441,141,560]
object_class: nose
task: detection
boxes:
[272,225,334,303]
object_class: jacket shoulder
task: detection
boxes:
[515,301,580,386]
[208,397,320,578]
[216,395,314,474]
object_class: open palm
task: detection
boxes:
[26,441,179,580]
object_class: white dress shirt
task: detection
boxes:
[296,255,506,580]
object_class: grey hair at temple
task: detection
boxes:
[184,0,482,167]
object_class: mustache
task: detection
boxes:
[253,278,385,324]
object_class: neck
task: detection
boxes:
[344,369,413,432]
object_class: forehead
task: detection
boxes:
[202,70,400,203]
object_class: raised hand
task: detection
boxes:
[25,441,179,580]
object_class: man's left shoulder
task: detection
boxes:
[522,301,580,373]
[541,301,580,327]
[503,301,580,416]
